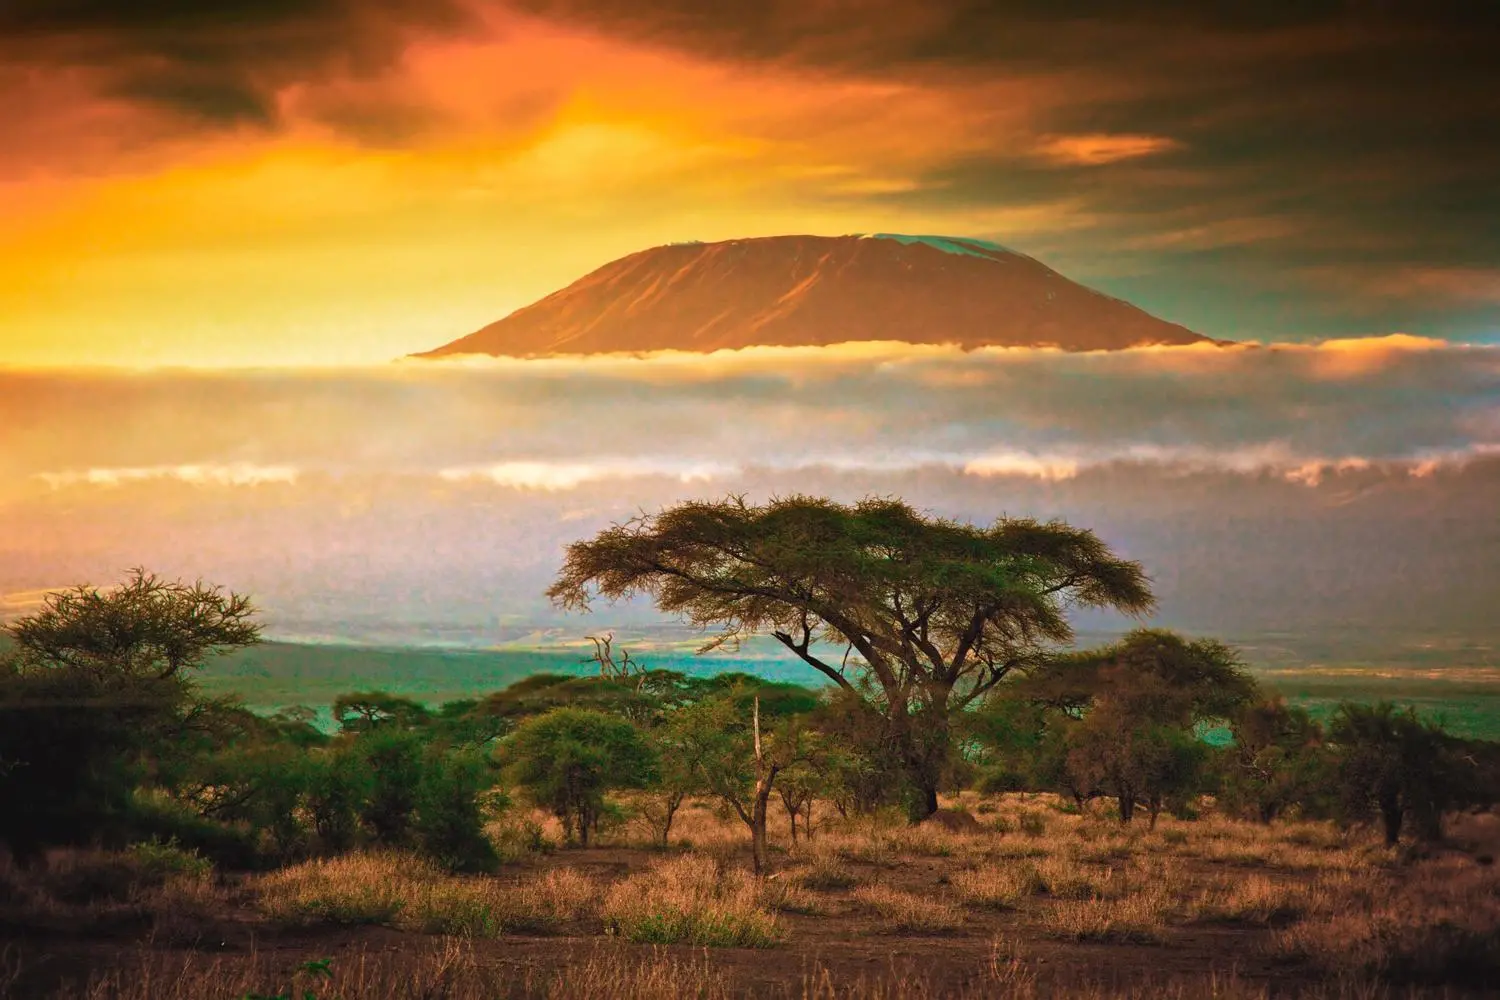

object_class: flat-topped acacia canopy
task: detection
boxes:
[548,494,1154,817]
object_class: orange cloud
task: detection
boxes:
[1032,132,1182,166]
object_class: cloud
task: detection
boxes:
[1032,133,1181,166]
[35,464,300,489]
[438,460,728,490]
[4,338,1496,497]
[1,336,1496,640]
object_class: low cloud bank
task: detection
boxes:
[4,338,1496,639]
[3,337,1496,493]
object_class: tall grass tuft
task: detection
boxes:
[601,854,782,947]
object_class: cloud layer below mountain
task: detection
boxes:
[5,336,1497,486]
[4,337,1496,641]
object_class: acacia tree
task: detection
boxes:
[1031,629,1256,825]
[548,495,1152,818]
[669,692,804,873]
[1328,702,1471,845]
[0,570,261,862]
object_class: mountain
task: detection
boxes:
[415,234,1212,357]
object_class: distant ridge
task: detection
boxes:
[416,234,1214,357]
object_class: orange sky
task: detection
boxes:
[0,15,1093,366]
[1,3,1495,366]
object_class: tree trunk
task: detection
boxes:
[921,783,940,820]
[1380,795,1403,846]
[578,807,592,848]
[1117,793,1135,825]
[749,695,780,876]
[751,774,776,874]
[658,792,684,848]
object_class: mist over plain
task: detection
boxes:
[3,337,1497,642]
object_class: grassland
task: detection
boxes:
[5,794,1498,998]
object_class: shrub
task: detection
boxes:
[125,839,213,883]
[303,748,369,854]
[1040,894,1169,944]
[357,728,425,847]
[788,856,858,891]
[255,853,418,925]
[414,749,503,872]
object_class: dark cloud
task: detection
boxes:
[0,0,474,126]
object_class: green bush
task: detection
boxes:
[125,839,213,882]
[414,749,502,872]
[505,708,658,847]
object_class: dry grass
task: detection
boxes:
[11,796,1500,997]
[950,863,1042,910]
[758,875,826,916]
[0,845,226,942]
[15,938,1420,1000]
[253,852,597,935]
[785,854,859,891]
[25,940,740,1000]
[1188,872,1319,926]
[600,854,783,947]
[1039,889,1173,945]
[1273,855,1500,987]
[1030,856,1119,900]
[850,884,966,934]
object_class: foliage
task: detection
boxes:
[303,747,370,854]
[1220,698,1331,823]
[1020,629,1256,825]
[1327,701,1474,844]
[548,494,1153,818]
[413,747,503,872]
[356,728,425,846]
[333,691,431,733]
[0,570,261,863]
[505,707,658,846]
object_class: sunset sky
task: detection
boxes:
[2,1,1497,366]
[3,3,1498,642]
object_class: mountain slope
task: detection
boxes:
[416,234,1211,357]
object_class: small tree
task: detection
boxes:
[776,759,822,843]
[304,746,370,854]
[333,691,431,733]
[0,571,261,863]
[505,708,657,847]
[669,692,804,873]
[357,728,425,846]
[1221,698,1328,823]
[1038,629,1255,826]
[1328,702,1467,845]
[638,720,705,848]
